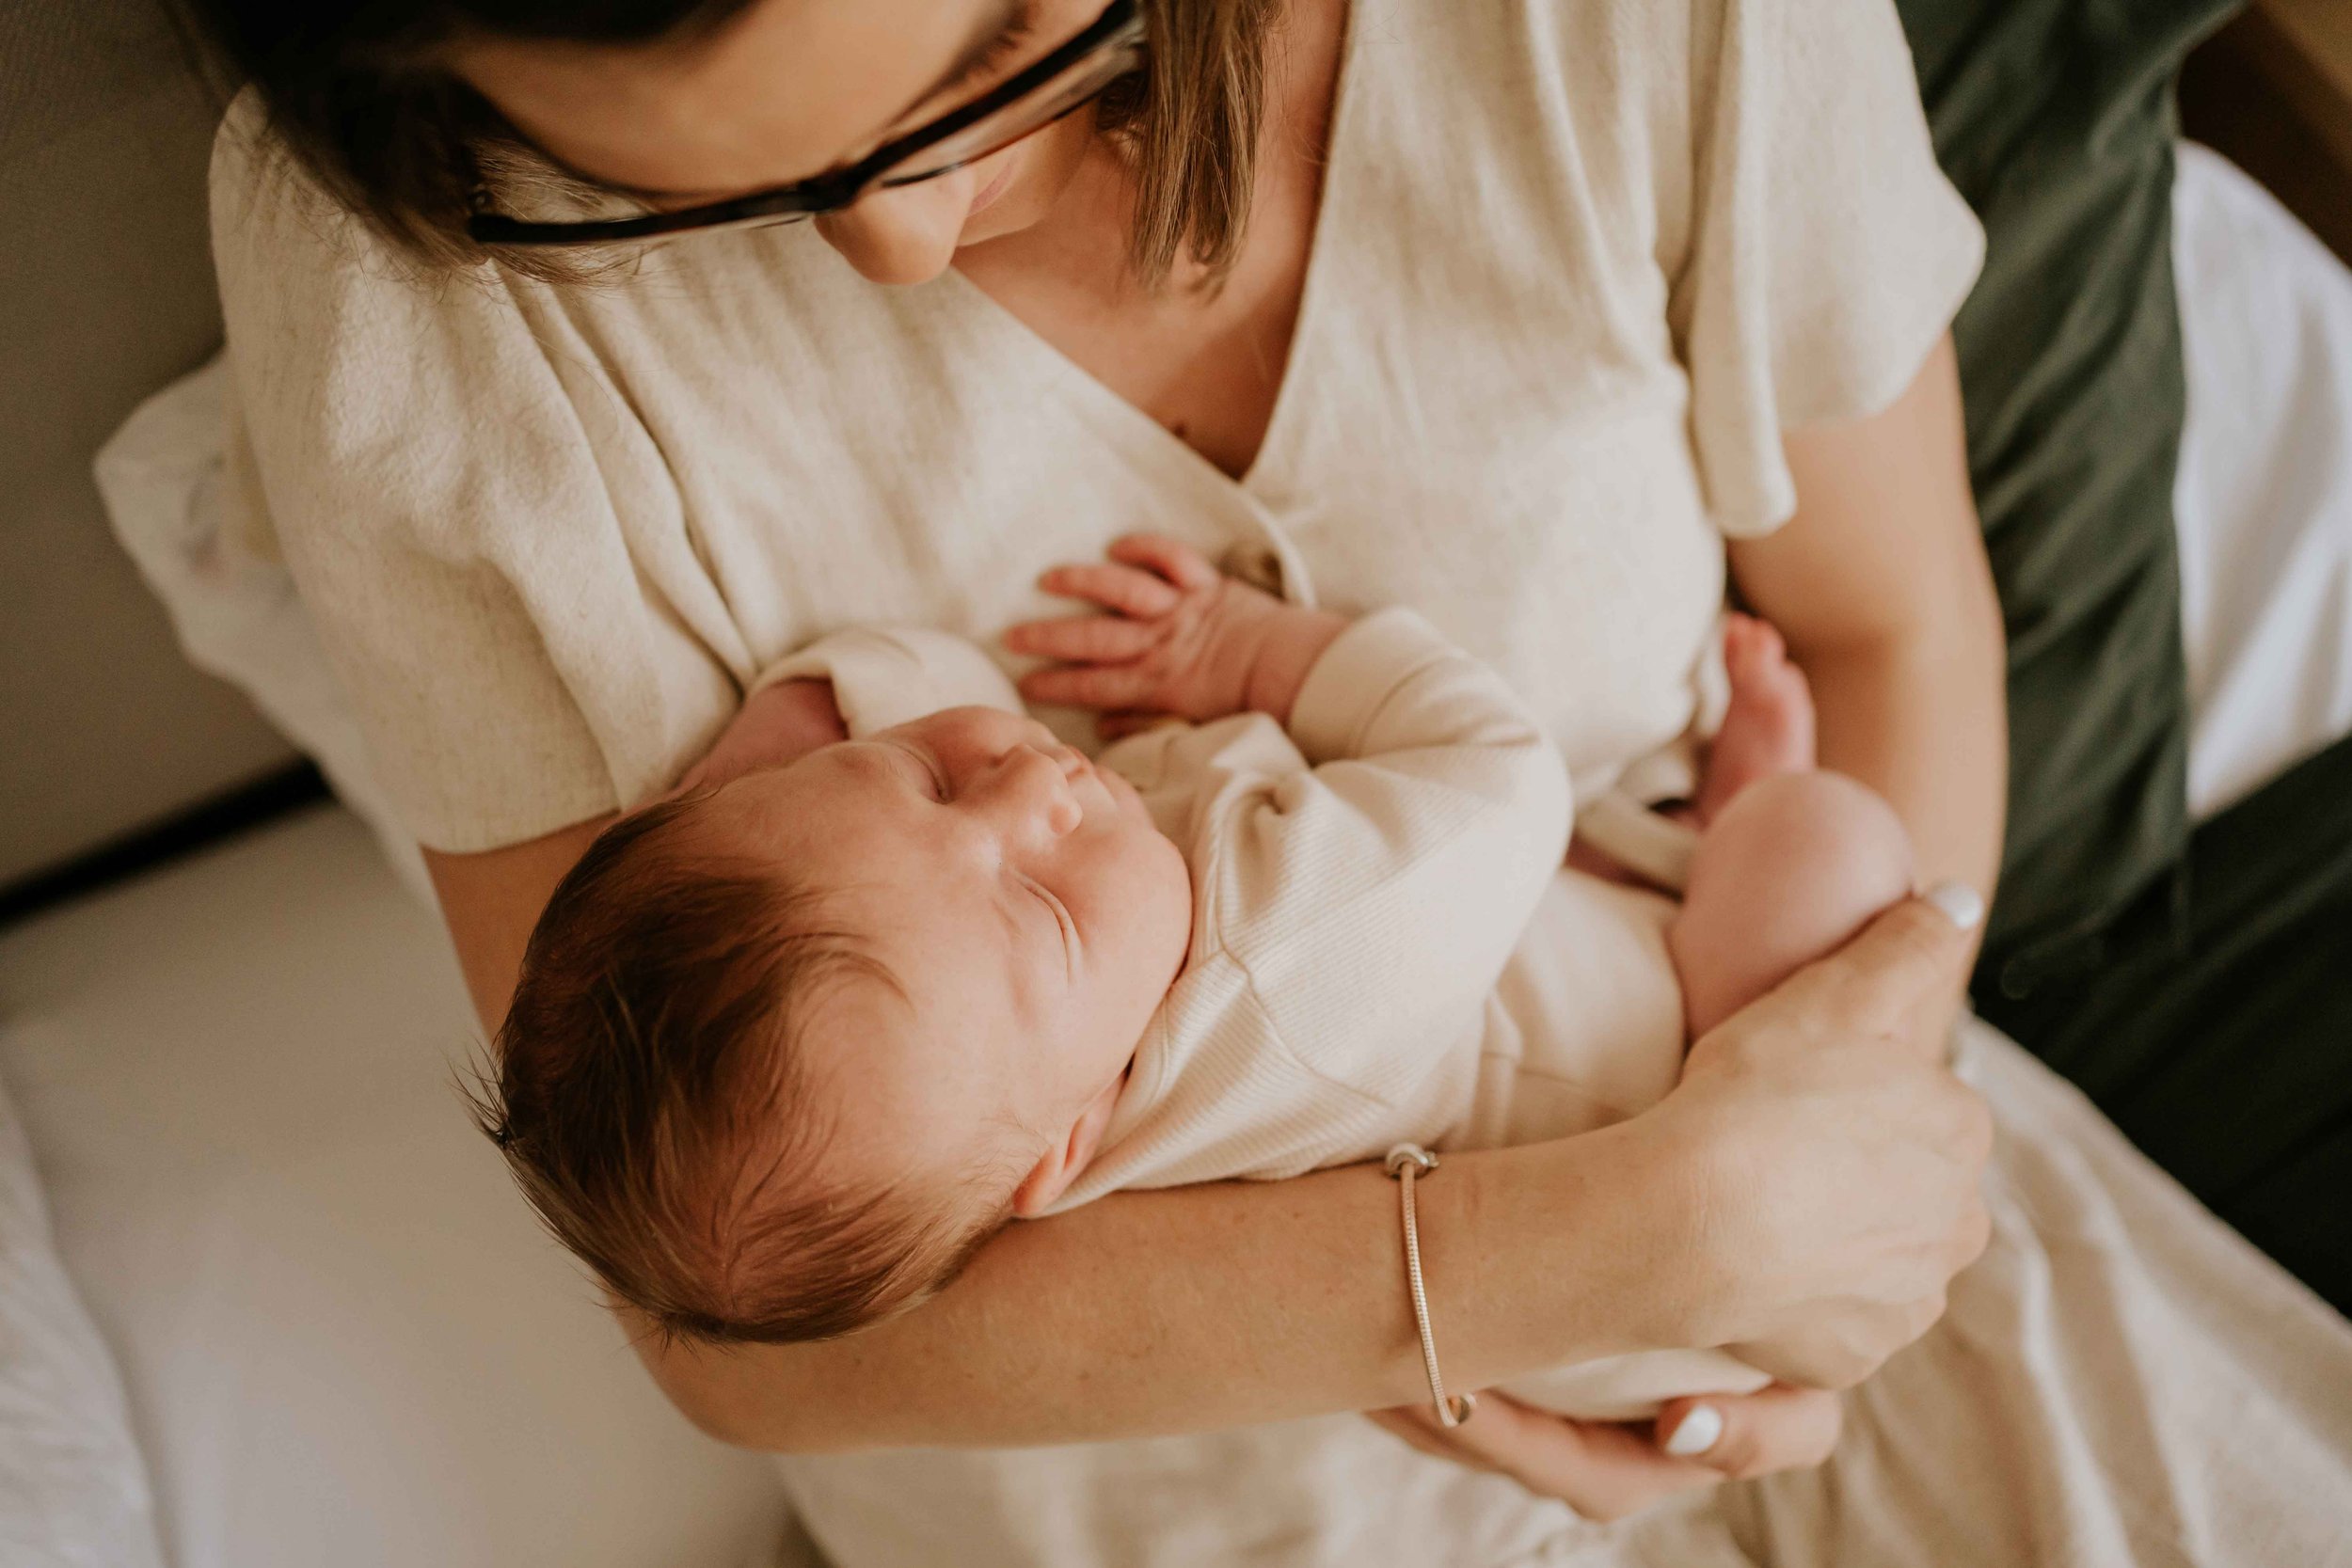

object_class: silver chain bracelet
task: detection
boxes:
[1385,1143,1477,1428]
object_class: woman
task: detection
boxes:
[190,0,2352,1562]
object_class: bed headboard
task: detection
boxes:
[0,0,294,892]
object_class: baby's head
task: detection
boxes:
[480,706,1193,1344]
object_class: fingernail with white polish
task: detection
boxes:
[1662,1403,1724,1457]
[1924,880,1986,933]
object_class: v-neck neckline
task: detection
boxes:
[942,0,1366,504]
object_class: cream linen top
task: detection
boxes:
[214,0,1981,1560]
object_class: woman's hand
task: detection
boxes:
[1639,890,1996,1387]
[1367,1386,1843,1521]
[1364,895,1981,1516]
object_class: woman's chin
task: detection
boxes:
[819,230,960,285]
[815,173,978,284]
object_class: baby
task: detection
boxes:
[484,536,1910,1418]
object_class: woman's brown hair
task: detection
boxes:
[180,0,1280,284]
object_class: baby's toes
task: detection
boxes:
[1723,614,1778,679]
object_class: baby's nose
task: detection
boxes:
[998,745,1083,835]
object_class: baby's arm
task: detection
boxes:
[1012,537,1572,1132]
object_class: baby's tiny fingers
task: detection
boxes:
[1108,533,1223,590]
[1021,662,1158,712]
[1038,562,1183,619]
[1006,614,1162,664]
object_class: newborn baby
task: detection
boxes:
[485,536,1911,1419]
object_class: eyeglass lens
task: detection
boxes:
[871,30,1144,191]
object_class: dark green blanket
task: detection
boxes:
[1897,0,2236,984]
[1896,0,2351,1315]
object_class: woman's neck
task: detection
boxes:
[951,0,1350,478]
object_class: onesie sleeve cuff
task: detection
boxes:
[752,626,1024,738]
[1286,607,1458,764]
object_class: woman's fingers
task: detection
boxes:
[1756,887,1982,1053]
[1005,613,1162,664]
[1364,1408,1500,1473]
[1653,1386,1844,1481]
[1020,661,1158,712]
[1371,1397,1720,1523]
[1107,532,1224,590]
[1371,1386,1846,1518]
[1037,562,1184,619]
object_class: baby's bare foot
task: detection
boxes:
[1694,615,1818,824]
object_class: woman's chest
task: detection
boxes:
[564,249,1722,786]
[540,0,1725,779]
[954,205,1314,485]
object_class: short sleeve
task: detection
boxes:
[210,96,738,852]
[1670,0,1987,539]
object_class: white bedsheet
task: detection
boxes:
[0,1068,165,1568]
[2174,143,2352,817]
[0,809,804,1568]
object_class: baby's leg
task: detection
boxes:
[1671,771,1915,1039]
[1693,614,1818,823]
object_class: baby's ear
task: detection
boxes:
[1009,1080,1122,1218]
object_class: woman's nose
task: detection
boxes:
[812,171,975,286]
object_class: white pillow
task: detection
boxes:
[95,356,434,905]
[0,1067,167,1568]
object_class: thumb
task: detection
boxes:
[1655,1386,1844,1480]
[1757,882,1983,1051]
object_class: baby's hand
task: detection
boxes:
[1006,535,1344,736]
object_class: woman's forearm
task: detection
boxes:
[1802,619,2005,929]
[640,1124,1688,1452]
[1733,336,2008,967]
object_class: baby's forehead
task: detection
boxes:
[700,742,906,850]
[695,745,989,951]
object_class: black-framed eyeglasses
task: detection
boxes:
[468,0,1144,248]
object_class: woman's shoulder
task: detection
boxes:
[210,89,315,242]
[209,89,513,337]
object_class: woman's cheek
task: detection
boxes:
[815,170,977,284]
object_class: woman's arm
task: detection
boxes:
[434,816,1983,1451]
[647,896,1985,1452]
[1729,336,2009,978]
[638,1130,1678,1449]
[427,821,612,1031]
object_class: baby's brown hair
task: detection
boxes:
[474,793,1014,1345]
